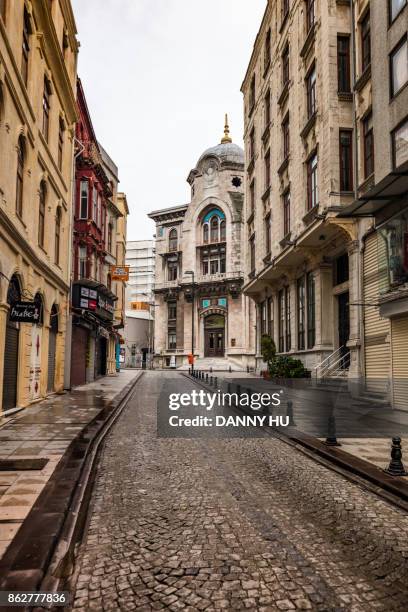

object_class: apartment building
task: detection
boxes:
[341,0,408,408]
[242,0,369,377]
[0,0,78,414]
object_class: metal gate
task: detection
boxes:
[3,324,19,411]
[70,326,88,387]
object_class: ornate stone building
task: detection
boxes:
[149,119,255,369]
[241,0,371,378]
[0,0,78,415]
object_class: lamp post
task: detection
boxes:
[185,270,195,372]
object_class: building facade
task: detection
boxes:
[0,0,78,415]
[149,120,255,369]
[341,0,408,408]
[242,0,370,378]
[69,79,119,387]
[124,239,155,368]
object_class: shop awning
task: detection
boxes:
[339,164,408,218]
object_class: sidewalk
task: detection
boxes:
[0,370,140,561]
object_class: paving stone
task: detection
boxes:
[69,372,408,610]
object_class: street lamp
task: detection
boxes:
[185,270,195,372]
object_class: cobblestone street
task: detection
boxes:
[70,372,408,611]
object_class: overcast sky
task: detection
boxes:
[71,0,266,241]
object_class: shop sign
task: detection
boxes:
[111,265,129,281]
[9,301,41,323]
[98,295,115,314]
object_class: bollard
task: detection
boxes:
[206,373,208,383]
[325,413,341,446]
[210,376,213,386]
[188,367,191,375]
[214,376,218,388]
[210,367,213,373]
[286,400,296,427]
[229,365,232,373]
[384,437,407,476]
[247,365,249,373]
[227,382,231,393]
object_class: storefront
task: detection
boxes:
[70,280,116,387]
[341,163,408,409]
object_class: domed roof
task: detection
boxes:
[198,142,244,166]
[197,115,244,166]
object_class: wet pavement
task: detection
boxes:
[0,371,139,560]
[69,371,408,611]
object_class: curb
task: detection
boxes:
[0,372,143,606]
[183,372,408,511]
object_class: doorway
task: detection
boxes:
[338,292,350,369]
[204,314,225,357]
[2,275,21,411]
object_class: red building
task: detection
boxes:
[70,79,117,386]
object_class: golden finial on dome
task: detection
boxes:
[221,113,232,144]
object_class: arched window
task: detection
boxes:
[16,136,25,217]
[55,207,61,264]
[210,216,219,242]
[50,304,59,333]
[169,228,178,251]
[220,219,226,241]
[203,223,209,243]
[38,181,46,247]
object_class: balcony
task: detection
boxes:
[193,271,243,284]
[153,279,179,291]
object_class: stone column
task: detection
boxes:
[316,263,334,350]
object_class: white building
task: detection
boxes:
[124,240,155,367]
[148,119,255,370]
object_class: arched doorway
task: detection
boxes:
[2,275,21,411]
[204,314,225,357]
[47,304,58,392]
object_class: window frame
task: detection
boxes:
[283,190,291,236]
[282,44,290,87]
[337,35,351,93]
[16,136,25,218]
[55,207,61,264]
[306,63,317,119]
[306,0,315,33]
[264,89,271,128]
[264,212,271,256]
[38,181,46,248]
[306,152,318,211]
[21,8,30,87]
[264,148,271,189]
[168,227,178,251]
[339,129,353,192]
[282,113,290,160]
[392,116,408,169]
[307,272,316,349]
[249,233,256,274]
[264,28,271,71]
[297,277,305,350]
[363,112,374,179]
[167,260,178,281]
[42,77,51,142]
[389,0,407,23]
[390,36,408,98]
[58,118,65,171]
[79,180,89,219]
[361,11,371,72]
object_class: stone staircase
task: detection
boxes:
[177,357,245,372]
